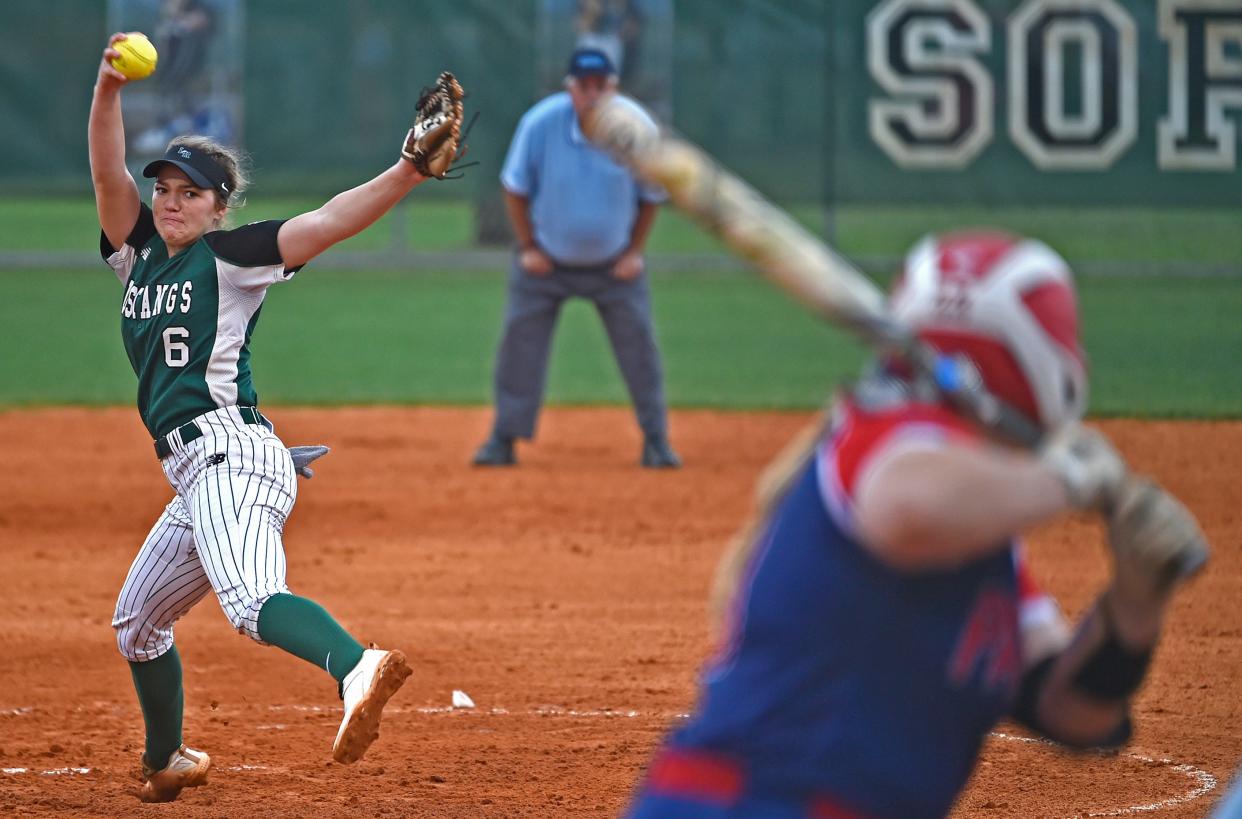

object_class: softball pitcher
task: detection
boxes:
[90,33,465,802]
[627,232,1210,818]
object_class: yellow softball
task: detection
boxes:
[110,32,158,81]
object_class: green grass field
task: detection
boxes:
[4,198,1242,265]
[2,267,1239,416]
[1,198,1238,416]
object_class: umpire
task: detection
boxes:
[473,48,680,468]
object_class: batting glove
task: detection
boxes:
[1039,423,1127,511]
[1108,478,1209,607]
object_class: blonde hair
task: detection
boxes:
[165,135,250,225]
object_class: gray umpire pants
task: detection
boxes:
[489,254,668,441]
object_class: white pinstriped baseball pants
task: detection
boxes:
[112,406,296,662]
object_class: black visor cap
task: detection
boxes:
[142,144,231,201]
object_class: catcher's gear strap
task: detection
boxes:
[1011,655,1134,750]
[1070,602,1154,702]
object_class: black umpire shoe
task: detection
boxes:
[641,435,682,469]
[472,434,516,466]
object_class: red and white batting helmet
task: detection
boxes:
[889,231,1087,430]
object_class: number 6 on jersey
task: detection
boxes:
[163,326,190,367]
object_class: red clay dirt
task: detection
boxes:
[0,407,1237,818]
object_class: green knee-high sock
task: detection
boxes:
[129,647,184,769]
[256,593,366,683]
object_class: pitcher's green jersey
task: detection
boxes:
[101,204,301,437]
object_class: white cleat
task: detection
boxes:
[139,744,211,803]
[332,648,411,764]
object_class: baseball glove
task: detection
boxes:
[401,71,467,179]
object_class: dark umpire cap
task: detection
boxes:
[143,144,231,201]
[567,47,616,78]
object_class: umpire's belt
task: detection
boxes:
[154,407,267,459]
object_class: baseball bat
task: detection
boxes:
[584,97,1211,582]
[581,94,1042,447]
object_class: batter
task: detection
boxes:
[627,232,1210,818]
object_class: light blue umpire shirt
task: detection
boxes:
[500,91,666,267]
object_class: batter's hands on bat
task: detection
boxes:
[519,246,554,277]
[289,445,330,479]
[402,71,467,179]
[1039,423,1127,511]
[612,248,645,281]
[1107,478,1209,609]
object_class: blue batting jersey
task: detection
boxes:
[641,401,1056,819]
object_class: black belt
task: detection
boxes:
[154,407,267,459]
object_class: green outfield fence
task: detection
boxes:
[2,0,1239,275]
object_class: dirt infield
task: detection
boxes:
[0,407,1238,818]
